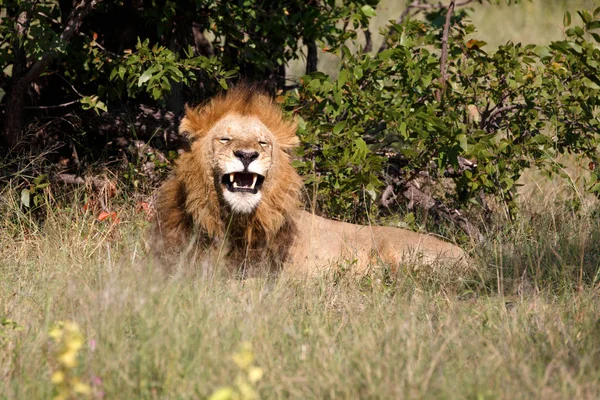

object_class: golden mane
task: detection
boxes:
[153,87,304,270]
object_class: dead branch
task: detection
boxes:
[381,184,397,208]
[51,173,114,192]
[51,173,116,211]
[401,179,484,242]
[444,156,477,177]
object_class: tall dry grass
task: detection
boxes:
[1,185,600,399]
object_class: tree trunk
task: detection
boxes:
[2,82,27,148]
[306,39,318,74]
[2,10,29,148]
[1,0,102,148]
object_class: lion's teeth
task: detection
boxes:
[229,173,235,183]
[233,182,238,188]
[250,174,257,190]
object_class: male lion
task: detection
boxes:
[152,87,467,275]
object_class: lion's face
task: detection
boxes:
[169,88,303,248]
[207,114,275,213]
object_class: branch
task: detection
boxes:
[363,29,372,53]
[435,0,455,102]
[52,173,117,211]
[381,184,397,208]
[480,103,543,132]
[21,0,102,86]
[401,180,483,242]
[305,39,318,74]
[51,173,112,190]
[24,99,80,109]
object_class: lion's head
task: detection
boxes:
[154,87,304,266]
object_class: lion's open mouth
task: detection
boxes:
[221,172,265,194]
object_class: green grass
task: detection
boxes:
[2,186,600,399]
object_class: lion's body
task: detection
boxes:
[289,210,465,274]
[152,87,466,275]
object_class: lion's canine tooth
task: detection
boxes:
[233,182,238,188]
[230,173,235,183]
[250,174,257,190]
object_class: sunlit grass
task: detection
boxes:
[1,186,600,399]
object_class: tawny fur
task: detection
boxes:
[153,87,467,275]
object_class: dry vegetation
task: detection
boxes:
[1,179,600,399]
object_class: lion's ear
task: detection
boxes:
[274,120,301,153]
[179,105,206,139]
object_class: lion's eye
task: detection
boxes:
[219,138,231,143]
[259,141,268,147]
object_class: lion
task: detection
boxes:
[152,86,467,276]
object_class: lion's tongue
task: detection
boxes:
[233,173,256,189]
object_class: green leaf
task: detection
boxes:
[338,69,348,87]
[291,160,306,168]
[333,121,347,135]
[582,77,600,90]
[578,10,592,24]
[360,5,377,18]
[138,69,154,86]
[458,134,468,151]
[33,174,48,185]
[21,189,30,208]
[564,11,571,27]
[422,74,432,87]
[587,21,600,30]
[354,67,363,80]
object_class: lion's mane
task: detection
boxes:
[153,87,304,268]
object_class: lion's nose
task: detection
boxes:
[234,150,259,168]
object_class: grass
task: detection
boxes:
[1,185,600,399]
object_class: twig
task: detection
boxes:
[51,173,110,190]
[481,104,543,132]
[36,11,61,26]
[24,99,80,109]
[402,179,483,242]
[436,0,455,102]
[381,184,397,208]
[77,31,120,57]
[54,73,87,98]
